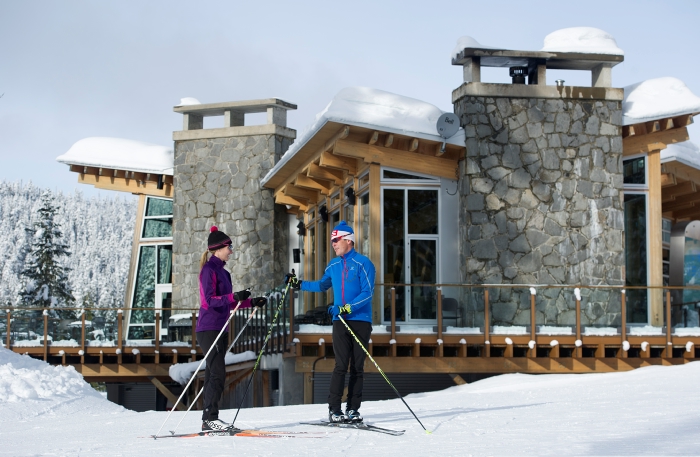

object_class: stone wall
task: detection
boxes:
[455,95,624,327]
[172,134,293,310]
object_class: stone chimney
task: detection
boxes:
[452,45,625,327]
[172,99,296,309]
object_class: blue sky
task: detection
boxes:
[1,0,699,197]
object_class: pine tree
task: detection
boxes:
[18,191,75,314]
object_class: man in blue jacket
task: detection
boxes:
[287,221,375,424]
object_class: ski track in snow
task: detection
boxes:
[1,346,700,456]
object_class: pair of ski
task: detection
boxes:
[151,421,404,439]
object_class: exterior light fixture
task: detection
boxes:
[345,187,356,205]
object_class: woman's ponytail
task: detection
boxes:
[199,250,210,270]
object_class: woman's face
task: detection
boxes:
[214,244,232,262]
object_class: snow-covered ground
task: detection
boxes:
[1,346,699,456]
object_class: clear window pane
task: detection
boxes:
[408,190,438,234]
[145,198,173,217]
[143,218,172,238]
[410,239,437,320]
[158,245,173,284]
[623,158,646,185]
[624,193,647,323]
[360,194,369,256]
[131,245,155,324]
[383,189,405,321]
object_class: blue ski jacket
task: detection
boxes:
[301,248,375,323]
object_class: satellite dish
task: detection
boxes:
[436,113,460,139]
[436,113,459,153]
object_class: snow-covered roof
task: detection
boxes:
[541,27,624,55]
[661,140,700,170]
[450,36,501,60]
[56,137,174,175]
[261,87,464,186]
[623,77,700,125]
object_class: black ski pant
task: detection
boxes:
[328,319,372,412]
[196,330,228,421]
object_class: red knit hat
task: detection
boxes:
[208,226,232,250]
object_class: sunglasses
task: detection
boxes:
[331,237,345,243]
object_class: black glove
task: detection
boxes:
[233,289,251,301]
[285,272,301,290]
[251,297,267,308]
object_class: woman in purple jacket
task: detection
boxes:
[197,226,266,432]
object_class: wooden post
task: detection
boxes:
[437,288,443,357]
[43,311,49,361]
[191,312,197,353]
[155,311,161,364]
[117,310,123,365]
[530,293,536,357]
[6,310,11,349]
[262,371,270,407]
[81,311,86,364]
[665,289,672,358]
[575,295,582,358]
[483,289,490,358]
[390,287,397,357]
[413,339,421,357]
[459,341,467,358]
[318,340,326,357]
[289,289,295,348]
[99,350,104,365]
[303,372,313,405]
[620,290,627,359]
[549,343,560,358]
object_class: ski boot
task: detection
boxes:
[345,409,363,423]
[202,419,236,431]
[329,408,347,423]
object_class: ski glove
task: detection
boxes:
[339,304,352,315]
[285,273,301,290]
[233,289,251,301]
[251,297,267,308]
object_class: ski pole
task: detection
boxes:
[338,314,430,433]
[231,279,292,427]
[152,300,244,439]
[169,305,262,435]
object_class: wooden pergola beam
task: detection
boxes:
[623,127,689,155]
[274,193,308,212]
[78,174,173,197]
[660,173,677,188]
[332,139,459,180]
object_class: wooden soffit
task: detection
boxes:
[661,160,700,222]
[267,121,463,213]
[622,114,693,156]
[68,165,173,197]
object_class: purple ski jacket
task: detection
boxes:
[196,255,251,332]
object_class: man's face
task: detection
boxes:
[331,237,353,256]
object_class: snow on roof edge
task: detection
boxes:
[261,87,464,187]
[623,77,700,125]
[56,137,174,175]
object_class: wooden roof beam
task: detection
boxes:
[274,193,309,212]
[307,163,345,186]
[319,151,358,176]
[368,131,379,145]
[664,197,700,213]
[671,205,700,220]
[662,181,696,201]
[384,134,394,148]
[623,127,689,155]
[332,139,459,180]
[660,173,677,188]
[282,183,321,204]
[294,173,333,195]
[409,139,419,152]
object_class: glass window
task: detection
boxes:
[383,170,435,180]
[129,245,156,339]
[360,194,370,256]
[158,245,173,284]
[383,189,405,321]
[408,189,438,234]
[623,157,646,185]
[624,193,648,323]
[345,204,355,229]
[359,173,370,189]
[142,197,173,239]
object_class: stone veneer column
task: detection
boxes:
[454,87,625,327]
[172,133,294,310]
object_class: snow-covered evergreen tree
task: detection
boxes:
[18,191,75,314]
[0,181,136,313]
